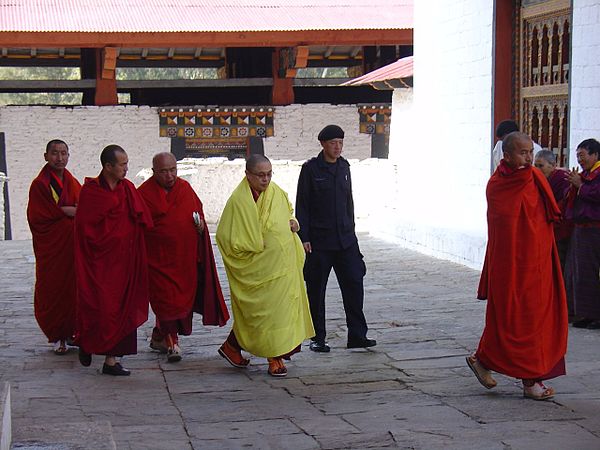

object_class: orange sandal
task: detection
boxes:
[267,358,287,377]
[218,341,250,368]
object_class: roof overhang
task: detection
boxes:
[0,29,412,48]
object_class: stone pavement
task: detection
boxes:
[1,235,600,450]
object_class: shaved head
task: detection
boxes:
[152,152,176,169]
[502,132,531,155]
[246,154,270,172]
[502,132,534,169]
[152,152,178,190]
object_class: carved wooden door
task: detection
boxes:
[517,0,571,166]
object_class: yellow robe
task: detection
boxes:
[216,178,315,358]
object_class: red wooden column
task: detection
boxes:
[271,47,295,105]
[95,47,118,106]
[493,1,516,130]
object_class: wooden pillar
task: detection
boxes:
[493,0,515,133]
[80,48,117,106]
[96,47,118,105]
[271,47,294,106]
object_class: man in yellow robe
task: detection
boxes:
[216,154,314,377]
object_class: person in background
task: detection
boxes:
[27,139,81,355]
[565,138,600,330]
[138,152,229,363]
[296,125,376,353]
[75,145,152,376]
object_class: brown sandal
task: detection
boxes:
[218,341,250,368]
[267,358,288,377]
[466,355,497,389]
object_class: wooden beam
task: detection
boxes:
[0,29,412,48]
[117,78,273,88]
[101,46,117,79]
[0,80,95,90]
[94,48,117,105]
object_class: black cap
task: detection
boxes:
[318,124,344,141]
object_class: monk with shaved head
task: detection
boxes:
[27,139,81,355]
[216,154,314,377]
[467,131,568,400]
[75,145,152,376]
[138,152,229,363]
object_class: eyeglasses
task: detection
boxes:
[248,170,273,179]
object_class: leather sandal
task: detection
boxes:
[466,355,497,389]
[523,381,555,400]
[218,341,250,368]
[267,358,287,377]
[53,340,68,355]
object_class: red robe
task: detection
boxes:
[138,177,229,326]
[477,161,568,379]
[27,165,81,342]
[74,175,152,354]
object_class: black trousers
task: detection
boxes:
[304,242,368,343]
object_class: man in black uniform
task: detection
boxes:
[296,124,376,352]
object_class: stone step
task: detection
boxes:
[11,421,116,450]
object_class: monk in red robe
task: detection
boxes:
[27,139,81,355]
[75,145,152,376]
[467,132,568,400]
[138,152,229,363]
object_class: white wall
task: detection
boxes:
[570,0,600,163]
[370,0,494,269]
[135,157,385,235]
[0,104,371,240]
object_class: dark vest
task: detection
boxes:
[296,151,357,250]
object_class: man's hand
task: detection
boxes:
[289,219,299,233]
[567,168,583,189]
[195,217,205,235]
[60,206,76,217]
[303,242,312,254]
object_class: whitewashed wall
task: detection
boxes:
[369,0,494,269]
[570,0,600,164]
[135,157,386,234]
[0,104,371,239]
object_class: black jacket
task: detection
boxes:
[296,151,358,251]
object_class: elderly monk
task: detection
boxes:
[27,139,81,355]
[216,154,314,377]
[75,145,152,376]
[138,152,229,363]
[534,150,573,271]
[467,132,568,400]
[565,138,600,330]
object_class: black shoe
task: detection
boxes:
[309,341,330,353]
[572,318,594,328]
[102,362,131,376]
[78,348,92,367]
[586,320,600,330]
[347,338,377,349]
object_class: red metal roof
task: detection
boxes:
[0,0,413,33]
[342,56,413,87]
